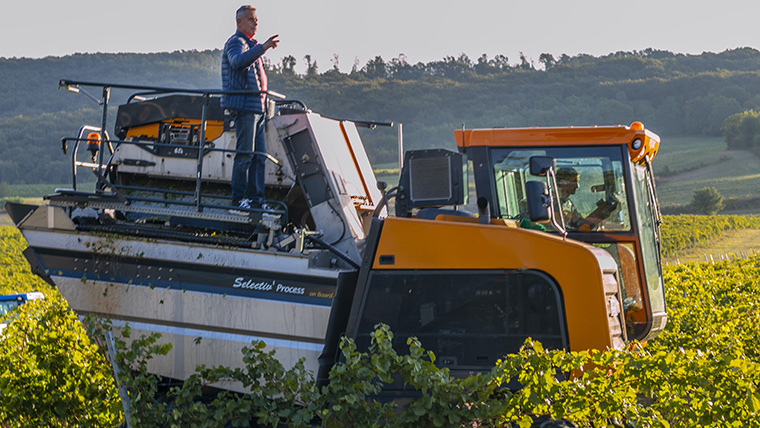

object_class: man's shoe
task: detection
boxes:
[229,199,252,215]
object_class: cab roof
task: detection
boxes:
[454,122,661,164]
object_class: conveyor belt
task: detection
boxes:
[48,199,255,224]
[74,222,256,247]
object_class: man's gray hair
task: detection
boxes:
[236,5,255,20]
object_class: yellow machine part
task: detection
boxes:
[124,119,225,143]
[372,217,622,352]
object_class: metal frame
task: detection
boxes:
[58,79,290,220]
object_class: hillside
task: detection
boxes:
[3,48,760,212]
[654,136,760,209]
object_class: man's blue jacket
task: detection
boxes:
[221,31,268,113]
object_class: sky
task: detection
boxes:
[1,0,757,73]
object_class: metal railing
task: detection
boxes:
[58,80,292,218]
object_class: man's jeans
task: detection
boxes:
[231,111,267,204]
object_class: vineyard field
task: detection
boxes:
[661,214,760,259]
[664,228,760,264]
[3,213,760,425]
[0,226,51,295]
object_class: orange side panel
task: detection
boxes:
[372,217,615,352]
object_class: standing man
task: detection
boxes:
[222,5,279,213]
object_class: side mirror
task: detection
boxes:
[530,156,556,177]
[526,181,551,222]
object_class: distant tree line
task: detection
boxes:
[3,47,760,184]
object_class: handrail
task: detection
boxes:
[61,133,292,213]
[59,79,286,100]
[61,136,296,182]
[323,116,393,129]
[64,125,104,191]
[60,79,289,219]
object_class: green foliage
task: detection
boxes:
[92,309,760,427]
[0,197,24,209]
[649,258,760,424]
[658,259,760,361]
[723,109,760,150]
[7,223,760,425]
[0,227,122,426]
[690,186,725,215]
[660,214,760,258]
[84,317,323,428]
[0,295,122,427]
[0,226,51,295]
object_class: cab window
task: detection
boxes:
[492,146,631,232]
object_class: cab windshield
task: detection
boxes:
[492,146,631,232]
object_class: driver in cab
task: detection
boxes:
[556,167,617,231]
